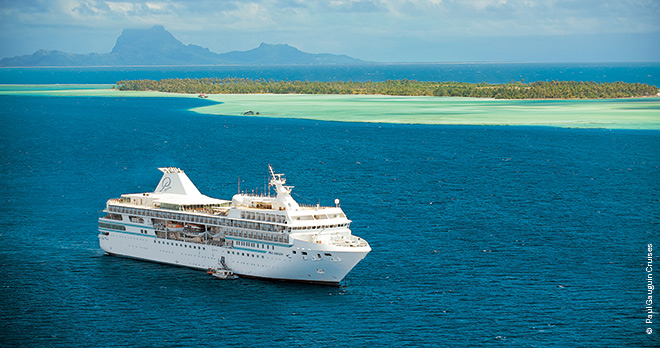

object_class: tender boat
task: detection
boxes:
[209,268,238,280]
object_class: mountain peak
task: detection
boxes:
[258,43,293,48]
[107,25,221,65]
[111,25,182,55]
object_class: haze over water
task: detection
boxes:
[2,62,660,85]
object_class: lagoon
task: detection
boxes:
[1,85,659,129]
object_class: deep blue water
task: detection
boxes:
[1,62,659,86]
[0,92,658,347]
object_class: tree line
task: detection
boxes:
[115,77,658,99]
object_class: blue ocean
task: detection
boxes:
[0,64,658,347]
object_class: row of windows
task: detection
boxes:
[292,213,346,221]
[292,250,332,258]
[154,240,206,250]
[228,250,265,259]
[226,229,288,243]
[235,240,273,250]
[99,222,126,231]
[241,211,286,223]
[290,223,349,231]
[228,220,286,233]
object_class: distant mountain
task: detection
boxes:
[0,49,115,66]
[0,25,366,66]
[219,43,363,65]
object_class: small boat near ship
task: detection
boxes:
[208,268,238,280]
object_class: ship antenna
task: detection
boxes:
[268,164,276,182]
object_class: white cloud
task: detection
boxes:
[145,2,166,11]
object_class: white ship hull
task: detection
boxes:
[98,218,369,285]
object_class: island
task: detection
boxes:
[115,78,658,99]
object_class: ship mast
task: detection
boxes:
[268,165,299,210]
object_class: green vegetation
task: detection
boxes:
[116,78,658,99]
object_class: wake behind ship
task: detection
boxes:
[98,166,371,285]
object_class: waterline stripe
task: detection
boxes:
[226,236,288,247]
[232,246,267,254]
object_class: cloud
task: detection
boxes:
[3,0,658,34]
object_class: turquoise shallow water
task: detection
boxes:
[191,94,660,129]
[0,94,658,347]
[1,87,659,129]
[2,63,658,129]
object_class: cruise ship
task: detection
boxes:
[98,166,371,285]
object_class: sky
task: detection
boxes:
[0,0,659,62]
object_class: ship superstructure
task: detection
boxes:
[98,166,370,285]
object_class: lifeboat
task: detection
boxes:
[166,222,184,232]
[186,223,205,233]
